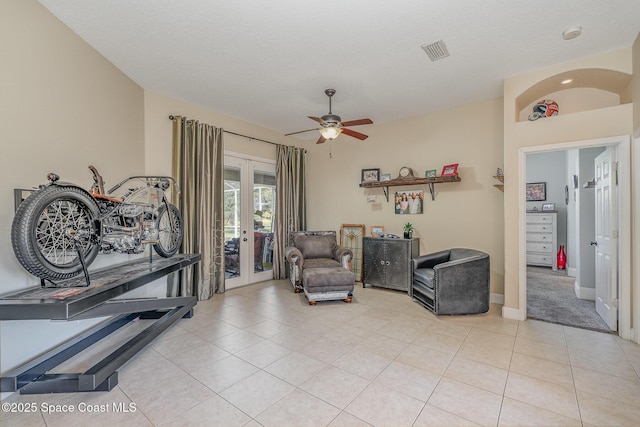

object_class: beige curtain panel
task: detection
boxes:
[169,116,225,300]
[273,145,306,279]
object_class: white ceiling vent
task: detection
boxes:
[421,40,450,61]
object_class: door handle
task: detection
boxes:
[590,241,598,246]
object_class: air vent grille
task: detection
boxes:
[421,40,450,61]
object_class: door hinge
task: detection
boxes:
[612,298,619,308]
[615,161,619,185]
[613,229,619,239]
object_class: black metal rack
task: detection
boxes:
[0,253,200,394]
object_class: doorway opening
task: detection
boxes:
[520,135,631,337]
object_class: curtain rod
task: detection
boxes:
[168,115,280,147]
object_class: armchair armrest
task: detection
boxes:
[333,246,353,268]
[284,245,304,292]
[412,249,451,270]
[285,246,304,266]
[433,255,490,315]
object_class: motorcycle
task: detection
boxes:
[11,165,183,283]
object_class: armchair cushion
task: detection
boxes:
[293,234,336,259]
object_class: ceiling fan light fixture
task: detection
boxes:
[319,126,342,140]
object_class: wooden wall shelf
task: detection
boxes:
[493,175,504,192]
[359,174,461,201]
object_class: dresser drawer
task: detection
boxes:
[527,223,554,233]
[527,253,553,266]
[526,233,553,243]
[526,242,553,253]
[527,215,554,224]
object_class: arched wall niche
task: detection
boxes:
[515,68,632,122]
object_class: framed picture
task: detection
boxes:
[361,168,380,183]
[380,173,391,182]
[371,225,384,237]
[542,203,555,211]
[425,169,437,178]
[526,182,547,201]
[394,190,424,214]
[441,163,458,177]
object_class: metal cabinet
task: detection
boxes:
[363,237,419,292]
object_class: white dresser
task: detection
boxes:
[526,212,557,270]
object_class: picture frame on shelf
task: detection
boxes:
[526,182,547,201]
[380,173,391,182]
[542,203,555,211]
[371,225,384,237]
[361,168,380,183]
[425,169,437,178]
[441,163,458,177]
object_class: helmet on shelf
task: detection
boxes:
[528,99,559,121]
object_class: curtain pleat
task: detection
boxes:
[168,116,225,299]
[273,145,306,279]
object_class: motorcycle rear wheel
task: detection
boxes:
[11,186,100,281]
[153,203,183,257]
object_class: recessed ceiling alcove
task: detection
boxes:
[515,68,632,122]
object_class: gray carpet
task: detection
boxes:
[527,266,613,333]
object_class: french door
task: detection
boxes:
[224,154,276,289]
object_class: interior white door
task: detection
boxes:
[594,147,617,331]
[224,155,276,289]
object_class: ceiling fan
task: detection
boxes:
[285,89,373,144]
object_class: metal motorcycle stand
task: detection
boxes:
[0,253,200,395]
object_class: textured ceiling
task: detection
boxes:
[39,0,640,139]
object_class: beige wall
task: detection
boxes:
[143,91,303,176]
[503,48,634,313]
[634,34,640,130]
[305,97,505,296]
[0,1,144,374]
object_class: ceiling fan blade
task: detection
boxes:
[340,118,373,127]
[285,127,319,136]
[316,135,326,144]
[308,116,325,124]
[341,128,369,140]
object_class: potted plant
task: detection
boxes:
[403,222,414,239]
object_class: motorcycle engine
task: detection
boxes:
[100,203,148,254]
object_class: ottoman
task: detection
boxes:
[302,267,355,305]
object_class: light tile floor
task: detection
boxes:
[3,279,640,426]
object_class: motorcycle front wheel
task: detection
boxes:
[153,203,183,258]
[11,186,100,281]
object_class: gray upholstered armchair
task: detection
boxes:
[284,231,353,293]
[410,248,490,315]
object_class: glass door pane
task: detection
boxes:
[253,169,275,276]
[224,164,242,280]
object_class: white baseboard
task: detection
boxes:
[502,306,526,321]
[574,282,596,301]
[490,293,504,305]
[567,267,577,278]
